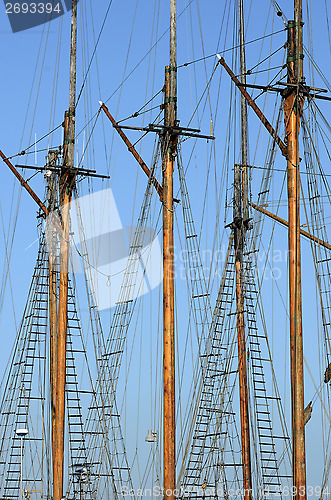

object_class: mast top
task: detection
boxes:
[68,0,78,115]
[168,0,177,127]
[294,0,303,81]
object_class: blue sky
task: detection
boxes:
[1,0,331,495]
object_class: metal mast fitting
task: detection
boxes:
[53,1,78,499]
[284,3,307,498]
[163,1,177,500]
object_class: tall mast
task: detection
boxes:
[239,0,249,224]
[53,1,77,499]
[284,0,306,497]
[163,1,176,499]
[46,151,59,494]
[233,1,252,498]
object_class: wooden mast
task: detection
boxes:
[46,151,59,491]
[163,1,176,499]
[284,0,307,497]
[239,0,249,226]
[53,1,77,499]
[234,1,252,497]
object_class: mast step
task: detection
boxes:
[264,474,291,478]
[260,434,289,440]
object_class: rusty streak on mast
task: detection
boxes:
[163,1,176,499]
[53,1,77,499]
[100,103,163,200]
[285,12,306,500]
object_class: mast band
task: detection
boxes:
[287,54,304,62]
[165,66,177,73]
[287,21,304,28]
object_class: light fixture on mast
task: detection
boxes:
[145,430,158,443]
